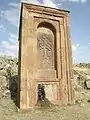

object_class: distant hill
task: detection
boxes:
[74,63,90,68]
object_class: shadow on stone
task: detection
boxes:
[37,98,53,108]
[84,80,90,90]
[36,84,53,109]
[9,75,19,108]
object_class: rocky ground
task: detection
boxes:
[0,56,18,101]
[0,55,90,120]
[0,98,90,120]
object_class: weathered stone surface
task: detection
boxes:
[18,3,72,109]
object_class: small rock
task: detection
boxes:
[75,99,82,104]
[0,67,3,70]
[85,80,90,89]
[2,90,11,98]
[86,75,90,79]
[87,99,90,103]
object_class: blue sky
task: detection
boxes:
[0,0,90,63]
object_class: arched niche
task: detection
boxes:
[37,22,57,71]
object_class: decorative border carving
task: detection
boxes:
[22,2,70,17]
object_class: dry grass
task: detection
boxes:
[0,98,90,120]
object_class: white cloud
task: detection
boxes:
[72,44,80,63]
[1,8,19,27]
[8,2,20,8]
[69,0,86,3]
[41,0,57,8]
[0,0,87,29]
[0,40,18,57]
[0,0,61,29]
[63,0,87,3]
[22,0,40,4]
[72,44,77,51]
[1,40,18,50]
[81,0,87,3]
[0,24,6,32]
[69,0,80,2]
[57,3,62,6]
[0,50,17,58]
[72,43,90,63]
[0,2,20,27]
[0,32,18,57]
[9,33,17,40]
[22,0,58,8]
[8,33,18,44]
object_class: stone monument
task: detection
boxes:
[18,2,73,110]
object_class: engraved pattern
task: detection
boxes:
[37,27,54,69]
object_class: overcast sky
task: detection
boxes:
[0,0,90,63]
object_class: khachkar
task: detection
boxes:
[18,2,73,110]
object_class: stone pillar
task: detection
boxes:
[19,5,37,109]
[59,18,68,104]
[18,2,73,110]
